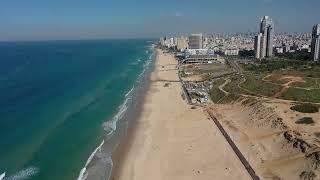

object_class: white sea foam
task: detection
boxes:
[131,57,143,66]
[5,167,38,180]
[77,94,131,180]
[137,49,154,82]
[137,70,145,80]
[125,86,134,97]
[0,173,5,180]
[77,140,105,180]
[77,168,87,180]
[103,98,128,133]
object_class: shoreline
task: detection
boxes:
[110,49,157,179]
[110,48,251,180]
[77,44,155,180]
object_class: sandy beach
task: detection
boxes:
[111,49,251,180]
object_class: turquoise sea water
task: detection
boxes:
[0,40,153,180]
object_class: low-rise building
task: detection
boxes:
[224,49,239,56]
[275,47,284,54]
[182,54,223,64]
[185,48,214,56]
[184,81,211,104]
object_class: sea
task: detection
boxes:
[0,39,155,180]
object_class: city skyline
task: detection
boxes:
[0,0,319,41]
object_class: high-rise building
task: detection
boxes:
[254,16,274,59]
[188,34,203,49]
[159,37,166,46]
[254,33,262,59]
[177,36,188,51]
[311,24,320,61]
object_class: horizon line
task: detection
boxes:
[0,31,314,43]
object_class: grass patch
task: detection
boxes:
[220,94,242,104]
[290,78,320,89]
[252,70,320,89]
[209,87,225,103]
[209,78,226,103]
[240,73,282,97]
[224,75,255,95]
[281,88,320,103]
[296,117,315,124]
[180,70,189,77]
[290,104,319,113]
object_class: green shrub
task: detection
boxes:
[209,79,226,103]
[290,104,319,113]
[209,87,225,103]
[241,73,282,97]
[296,117,314,124]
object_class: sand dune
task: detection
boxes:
[211,98,320,180]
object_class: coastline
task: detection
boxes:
[110,48,251,180]
[110,49,157,179]
[77,44,155,180]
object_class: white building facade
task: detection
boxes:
[188,34,204,49]
[311,24,320,61]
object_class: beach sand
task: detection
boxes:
[111,49,250,180]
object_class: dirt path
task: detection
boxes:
[217,79,231,103]
[272,80,293,98]
[214,74,320,105]
[262,74,272,82]
[219,79,230,95]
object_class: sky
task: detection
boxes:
[0,0,319,41]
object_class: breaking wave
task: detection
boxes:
[3,166,39,180]
[77,84,132,180]
[103,96,130,135]
[0,173,5,180]
[125,86,134,98]
[77,140,105,180]
[77,43,155,180]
